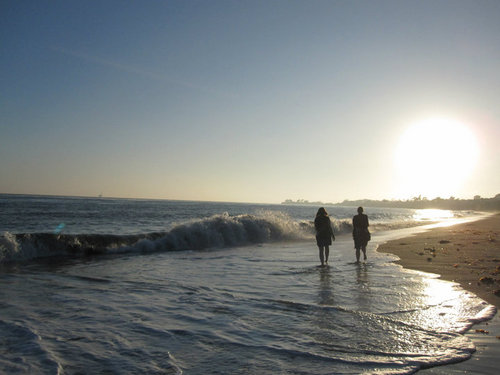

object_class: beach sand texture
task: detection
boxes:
[378,213,500,374]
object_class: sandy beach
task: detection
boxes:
[378,213,500,374]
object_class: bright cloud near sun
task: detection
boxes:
[394,118,480,199]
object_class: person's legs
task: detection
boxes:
[362,245,367,260]
[324,245,329,264]
[355,247,360,263]
[318,246,325,265]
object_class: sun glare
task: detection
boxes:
[394,118,479,199]
[412,209,454,221]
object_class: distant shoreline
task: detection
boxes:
[282,195,500,212]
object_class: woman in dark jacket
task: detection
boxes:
[314,207,335,266]
[352,206,370,262]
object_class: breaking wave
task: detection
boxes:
[0,209,458,264]
[0,212,312,264]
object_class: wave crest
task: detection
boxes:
[0,212,310,263]
[131,211,309,253]
[1,210,436,264]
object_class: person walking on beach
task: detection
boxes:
[353,207,370,262]
[314,207,335,266]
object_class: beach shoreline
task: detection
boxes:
[377,213,500,374]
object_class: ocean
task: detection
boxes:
[0,194,495,374]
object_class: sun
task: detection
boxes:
[394,118,479,199]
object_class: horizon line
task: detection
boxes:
[1,192,498,206]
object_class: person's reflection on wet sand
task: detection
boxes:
[318,266,334,306]
[354,262,372,311]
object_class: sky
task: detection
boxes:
[1,0,499,204]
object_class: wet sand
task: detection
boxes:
[378,213,500,374]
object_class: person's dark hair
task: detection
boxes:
[357,206,364,214]
[316,207,328,217]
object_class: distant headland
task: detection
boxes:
[282,194,500,211]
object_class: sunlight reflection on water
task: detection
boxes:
[413,209,454,221]
[421,276,473,332]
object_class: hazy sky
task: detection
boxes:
[2,1,499,203]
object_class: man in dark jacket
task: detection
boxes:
[353,206,370,262]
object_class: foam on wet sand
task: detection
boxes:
[378,213,500,374]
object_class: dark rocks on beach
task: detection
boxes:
[475,329,490,334]
[479,276,495,284]
[439,240,451,244]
